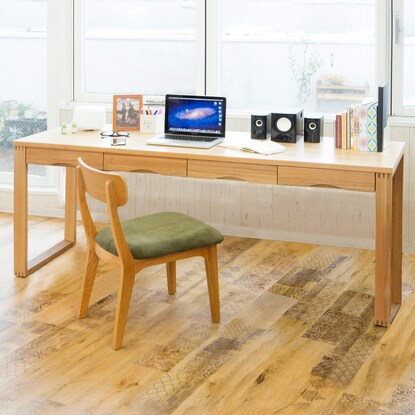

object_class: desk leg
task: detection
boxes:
[391,156,404,306]
[375,157,403,326]
[64,167,77,243]
[14,162,77,277]
[14,146,28,277]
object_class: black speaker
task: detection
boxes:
[304,115,324,143]
[251,114,269,139]
[270,109,303,143]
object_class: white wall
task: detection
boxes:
[390,121,415,252]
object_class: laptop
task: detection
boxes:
[146,94,226,149]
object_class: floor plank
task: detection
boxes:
[1,213,415,414]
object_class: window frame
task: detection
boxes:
[73,0,207,103]
[0,0,75,215]
[0,0,64,195]
[72,0,393,117]
[390,0,415,117]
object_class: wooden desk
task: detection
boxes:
[14,129,405,327]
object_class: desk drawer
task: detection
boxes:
[188,160,277,184]
[104,154,187,177]
[278,166,375,192]
[26,148,103,169]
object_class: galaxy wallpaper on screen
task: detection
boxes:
[167,98,224,135]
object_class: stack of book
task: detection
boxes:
[335,98,378,152]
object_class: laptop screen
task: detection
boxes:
[165,94,226,138]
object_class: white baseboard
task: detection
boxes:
[0,206,66,218]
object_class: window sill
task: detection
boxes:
[388,116,415,127]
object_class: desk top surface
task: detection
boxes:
[14,129,405,174]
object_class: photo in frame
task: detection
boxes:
[112,95,143,131]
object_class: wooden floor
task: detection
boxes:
[1,213,415,414]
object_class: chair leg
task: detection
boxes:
[204,245,220,323]
[112,265,136,350]
[166,261,176,295]
[78,249,99,319]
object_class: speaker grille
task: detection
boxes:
[308,122,317,131]
[251,114,268,139]
[270,110,303,143]
[304,116,323,143]
[276,117,292,133]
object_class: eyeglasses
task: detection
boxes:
[100,131,129,138]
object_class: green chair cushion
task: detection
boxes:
[95,211,224,259]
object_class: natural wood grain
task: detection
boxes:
[14,128,404,174]
[26,147,103,168]
[204,245,220,323]
[77,159,221,350]
[13,128,405,328]
[375,172,394,326]
[104,153,187,176]
[166,262,176,295]
[391,155,404,305]
[26,240,75,275]
[278,166,375,192]
[2,213,415,414]
[188,159,278,184]
[64,167,77,243]
[13,145,28,277]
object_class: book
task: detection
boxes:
[219,138,286,155]
[355,100,378,152]
[346,103,360,149]
[347,105,353,149]
[377,83,389,152]
[341,111,347,149]
[335,113,342,148]
[352,104,360,149]
[356,103,369,151]
[366,102,378,151]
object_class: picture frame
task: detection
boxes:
[112,95,143,131]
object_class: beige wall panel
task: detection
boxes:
[209,180,227,226]
[240,182,258,229]
[288,187,306,233]
[178,177,195,217]
[225,181,241,228]
[256,184,273,230]
[272,187,291,233]
[164,176,181,213]
[303,187,322,236]
[193,178,211,223]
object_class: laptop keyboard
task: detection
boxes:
[165,134,218,142]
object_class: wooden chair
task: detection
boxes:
[76,158,223,350]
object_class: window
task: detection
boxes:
[73,0,391,116]
[74,0,201,102]
[218,0,377,113]
[0,0,48,185]
[392,0,415,116]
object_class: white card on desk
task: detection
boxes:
[219,139,286,155]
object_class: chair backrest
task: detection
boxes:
[77,158,131,260]
[77,158,128,206]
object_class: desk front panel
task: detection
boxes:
[278,166,376,192]
[26,148,104,169]
[188,159,277,184]
[104,154,187,177]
